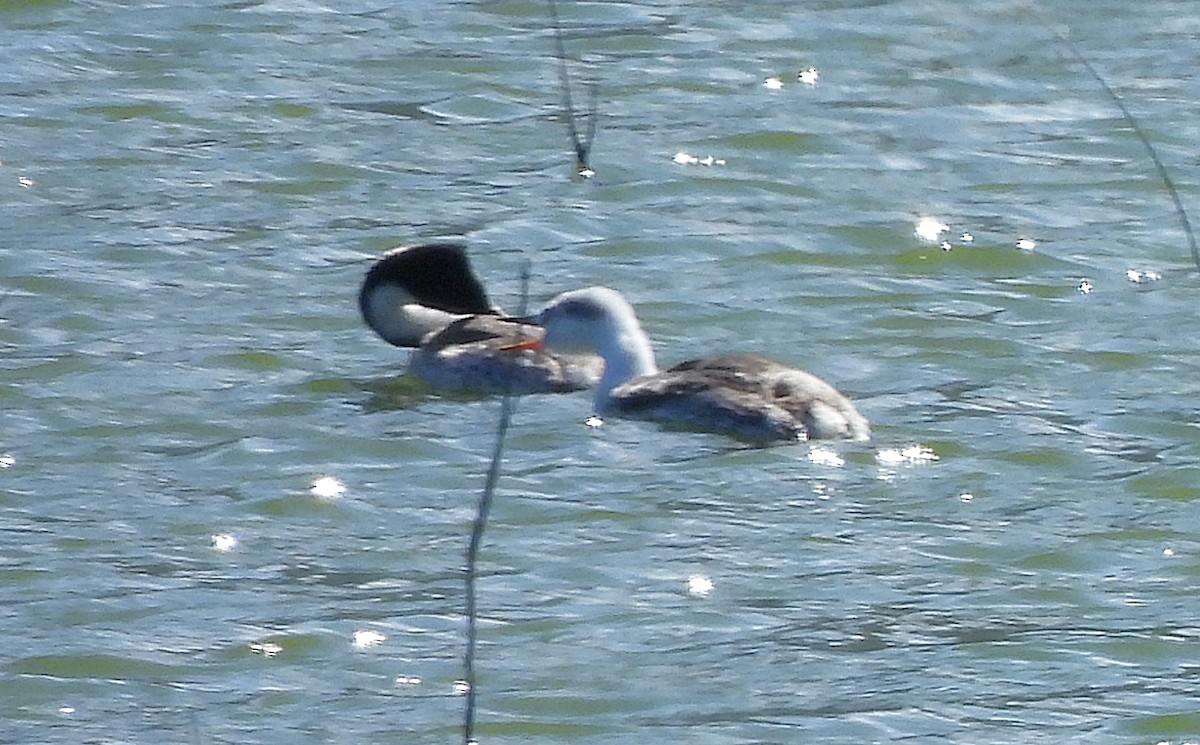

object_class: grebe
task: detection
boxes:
[512,286,869,442]
[358,244,601,394]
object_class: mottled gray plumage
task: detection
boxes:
[615,354,869,442]
[411,315,601,394]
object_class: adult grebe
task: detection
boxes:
[512,286,870,442]
[358,244,601,394]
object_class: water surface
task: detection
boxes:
[3,1,1200,743]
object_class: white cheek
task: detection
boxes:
[543,319,592,351]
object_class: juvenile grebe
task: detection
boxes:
[513,286,869,442]
[358,244,601,394]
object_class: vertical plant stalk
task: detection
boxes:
[462,261,531,745]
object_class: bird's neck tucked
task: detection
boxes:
[363,281,467,347]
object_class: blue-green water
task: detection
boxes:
[3,1,1200,743]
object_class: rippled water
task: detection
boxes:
[4,1,1200,743]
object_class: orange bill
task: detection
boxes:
[499,338,542,352]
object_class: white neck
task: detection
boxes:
[593,321,658,411]
[364,283,467,347]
